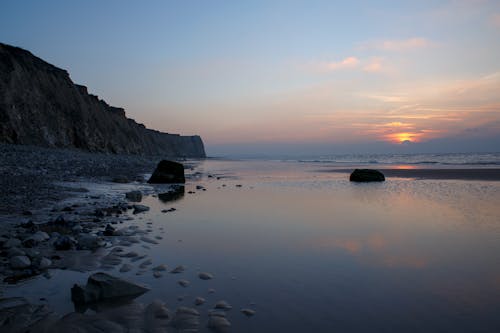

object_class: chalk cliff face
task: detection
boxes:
[0,43,205,157]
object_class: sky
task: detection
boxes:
[1,0,500,156]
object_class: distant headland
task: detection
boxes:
[0,42,205,157]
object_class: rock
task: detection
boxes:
[120,251,139,258]
[7,247,26,258]
[119,264,133,273]
[139,259,153,269]
[10,256,31,269]
[158,185,185,203]
[152,264,167,272]
[349,169,385,182]
[153,271,162,278]
[178,279,190,287]
[77,234,104,250]
[125,190,142,202]
[28,231,50,243]
[198,272,214,280]
[3,238,22,249]
[214,300,232,310]
[140,236,158,244]
[133,205,150,214]
[241,308,256,316]
[208,311,231,331]
[53,235,73,250]
[171,307,200,332]
[208,288,216,294]
[38,257,52,269]
[71,272,150,305]
[103,224,116,236]
[170,265,185,274]
[194,297,205,306]
[147,160,186,184]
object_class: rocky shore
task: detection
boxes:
[0,144,247,332]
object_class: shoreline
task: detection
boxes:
[322,168,500,181]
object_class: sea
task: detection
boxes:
[4,152,500,332]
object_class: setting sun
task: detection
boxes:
[385,132,424,144]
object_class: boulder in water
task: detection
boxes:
[349,169,385,182]
[148,160,185,184]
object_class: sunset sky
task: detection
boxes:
[1,0,500,155]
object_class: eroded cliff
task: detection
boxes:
[0,43,205,157]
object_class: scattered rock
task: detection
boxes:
[125,190,142,202]
[139,259,153,269]
[349,169,385,182]
[77,234,104,250]
[241,308,256,317]
[214,300,232,310]
[194,297,205,306]
[208,311,231,332]
[119,264,133,273]
[3,238,22,249]
[53,235,73,251]
[152,264,167,272]
[103,224,116,236]
[170,265,185,274]
[178,279,190,287]
[133,204,150,214]
[28,231,50,243]
[38,257,52,270]
[71,272,150,305]
[10,256,31,269]
[148,160,185,184]
[171,307,200,332]
[153,271,162,278]
[140,236,158,244]
[198,272,214,280]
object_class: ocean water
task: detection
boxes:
[5,157,500,332]
[278,152,500,167]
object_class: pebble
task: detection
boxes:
[208,288,216,294]
[140,236,159,245]
[178,279,190,287]
[240,308,256,317]
[119,264,133,272]
[38,257,52,269]
[139,259,153,268]
[10,255,31,269]
[208,311,231,331]
[198,272,214,280]
[194,297,205,306]
[152,264,167,272]
[120,251,139,258]
[170,265,185,274]
[133,204,150,214]
[214,300,232,310]
[153,271,163,278]
[3,238,22,249]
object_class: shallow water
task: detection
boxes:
[6,159,500,332]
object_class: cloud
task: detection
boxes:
[492,13,500,27]
[361,37,431,51]
[324,56,360,71]
[363,57,384,72]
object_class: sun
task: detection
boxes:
[386,132,421,144]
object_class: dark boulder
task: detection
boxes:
[349,169,385,182]
[148,160,185,184]
[71,272,150,305]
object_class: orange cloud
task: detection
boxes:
[363,57,384,72]
[324,56,360,71]
[361,37,431,51]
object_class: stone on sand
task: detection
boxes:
[208,311,232,332]
[241,308,256,316]
[198,272,214,280]
[214,300,232,310]
[133,204,150,214]
[10,255,31,269]
[71,272,150,305]
[178,279,190,287]
[125,190,142,202]
[170,265,185,274]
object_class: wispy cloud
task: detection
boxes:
[363,57,384,72]
[361,37,431,51]
[492,13,500,27]
[312,56,360,72]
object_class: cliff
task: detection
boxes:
[0,43,205,157]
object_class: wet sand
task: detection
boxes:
[324,168,500,181]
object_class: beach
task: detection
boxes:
[1,153,500,332]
